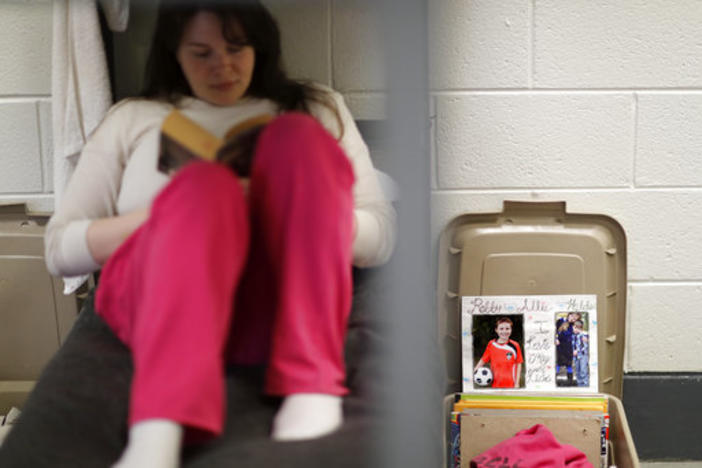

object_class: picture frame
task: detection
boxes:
[462,295,598,393]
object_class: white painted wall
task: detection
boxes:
[3,0,699,373]
[430,0,702,373]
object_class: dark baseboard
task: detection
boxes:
[622,372,702,461]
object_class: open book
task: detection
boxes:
[157,110,274,176]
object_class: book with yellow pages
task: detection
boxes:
[453,394,608,413]
[450,393,611,468]
[157,109,274,176]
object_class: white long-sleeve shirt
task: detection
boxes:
[45,89,396,276]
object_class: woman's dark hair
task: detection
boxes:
[141,0,342,134]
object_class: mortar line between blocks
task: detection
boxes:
[628,280,702,286]
[632,92,639,189]
[0,95,51,103]
[430,96,438,190]
[528,0,535,89]
[431,186,702,194]
[34,101,46,192]
[0,193,55,198]
[429,89,702,96]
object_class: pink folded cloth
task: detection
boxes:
[470,424,593,468]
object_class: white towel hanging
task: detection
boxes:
[52,0,127,293]
[52,0,112,204]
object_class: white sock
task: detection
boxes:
[113,419,184,468]
[271,393,343,441]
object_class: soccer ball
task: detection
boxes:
[474,367,493,387]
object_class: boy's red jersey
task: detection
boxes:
[480,339,523,388]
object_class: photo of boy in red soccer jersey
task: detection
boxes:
[473,316,524,389]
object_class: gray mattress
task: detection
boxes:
[0,267,389,467]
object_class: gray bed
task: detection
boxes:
[0,266,390,467]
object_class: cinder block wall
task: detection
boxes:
[112,0,385,116]
[0,0,383,213]
[4,1,698,376]
[236,0,386,117]
[430,0,702,374]
[0,1,53,213]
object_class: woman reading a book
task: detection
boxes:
[44,1,395,467]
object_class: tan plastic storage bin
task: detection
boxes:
[0,204,78,413]
[437,201,639,467]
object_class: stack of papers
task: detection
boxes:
[449,393,609,468]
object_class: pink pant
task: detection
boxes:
[95,113,355,440]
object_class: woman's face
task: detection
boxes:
[495,322,512,341]
[176,11,255,106]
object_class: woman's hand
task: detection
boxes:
[86,208,150,265]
